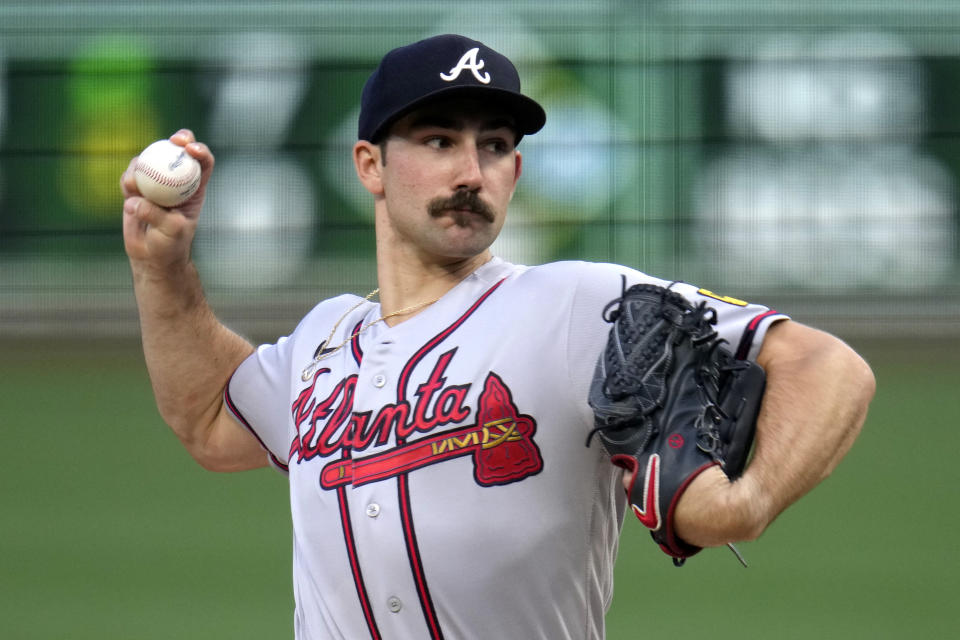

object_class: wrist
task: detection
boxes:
[130,255,195,285]
[727,472,772,542]
[129,258,209,322]
[672,466,771,547]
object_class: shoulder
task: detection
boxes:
[482,257,650,287]
[504,260,662,308]
[484,261,660,337]
[289,293,375,340]
[302,293,370,320]
[506,260,650,290]
[516,260,638,280]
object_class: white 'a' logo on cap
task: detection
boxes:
[440,47,491,84]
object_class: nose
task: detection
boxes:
[453,143,483,191]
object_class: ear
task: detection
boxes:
[353,140,384,196]
[508,151,523,201]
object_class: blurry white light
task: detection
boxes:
[195,155,316,288]
[206,32,311,149]
[520,101,636,214]
[728,32,924,142]
[695,147,953,289]
[489,203,546,266]
[324,106,372,221]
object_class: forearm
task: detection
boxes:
[740,324,874,534]
[131,258,254,451]
[121,132,269,472]
[674,321,875,546]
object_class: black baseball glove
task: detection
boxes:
[587,281,765,566]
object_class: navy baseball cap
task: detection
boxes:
[358,34,546,143]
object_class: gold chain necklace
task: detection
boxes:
[301,288,442,381]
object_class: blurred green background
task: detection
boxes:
[1,1,959,638]
[2,0,959,337]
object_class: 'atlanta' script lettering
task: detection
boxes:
[289,349,471,463]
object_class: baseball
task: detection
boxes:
[134,139,202,208]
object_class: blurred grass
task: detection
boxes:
[0,340,293,639]
[1,338,957,639]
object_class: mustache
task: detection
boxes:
[427,190,495,223]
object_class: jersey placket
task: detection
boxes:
[344,335,436,639]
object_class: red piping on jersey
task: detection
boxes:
[398,473,444,639]
[337,468,382,640]
[734,309,781,360]
[223,383,289,471]
[393,276,506,640]
[350,319,365,366]
[397,277,507,400]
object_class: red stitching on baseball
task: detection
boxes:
[135,158,199,188]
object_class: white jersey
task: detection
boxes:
[226,257,787,640]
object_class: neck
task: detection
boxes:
[375,249,492,326]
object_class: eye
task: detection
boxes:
[424,135,451,150]
[482,137,513,155]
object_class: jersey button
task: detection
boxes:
[365,503,381,518]
[372,374,387,388]
[387,596,402,613]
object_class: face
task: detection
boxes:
[355,98,523,264]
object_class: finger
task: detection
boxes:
[122,198,147,245]
[123,196,172,231]
[163,132,215,183]
[184,140,215,174]
[165,130,212,171]
[170,129,196,146]
[177,140,215,206]
[120,157,141,198]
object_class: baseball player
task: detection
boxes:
[120,34,875,640]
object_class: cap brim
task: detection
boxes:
[368,85,546,143]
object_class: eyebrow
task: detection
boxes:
[407,113,517,134]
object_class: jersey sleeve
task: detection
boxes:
[225,335,297,473]
[568,262,787,363]
[664,282,787,362]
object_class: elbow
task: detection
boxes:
[185,436,251,473]
[176,423,265,473]
[836,339,876,419]
[173,430,223,472]
[159,400,248,473]
[770,321,877,416]
[167,420,235,473]
[817,338,875,457]
[191,449,235,473]
[856,352,876,409]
